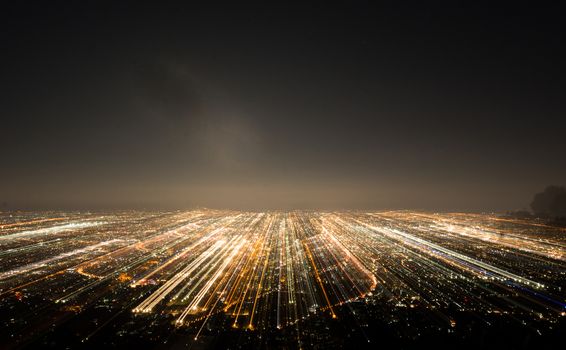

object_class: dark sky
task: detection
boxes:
[1,1,565,211]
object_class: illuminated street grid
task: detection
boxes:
[0,210,565,347]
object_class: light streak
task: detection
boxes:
[1,209,564,346]
[0,221,105,241]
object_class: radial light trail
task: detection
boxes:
[1,209,565,348]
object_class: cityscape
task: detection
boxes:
[3,1,566,349]
[1,210,564,348]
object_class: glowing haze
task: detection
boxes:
[1,2,565,211]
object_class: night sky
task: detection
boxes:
[2,1,565,211]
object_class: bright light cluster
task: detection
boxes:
[1,210,565,342]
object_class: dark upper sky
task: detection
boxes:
[1,1,565,211]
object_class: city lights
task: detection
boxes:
[1,210,565,347]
